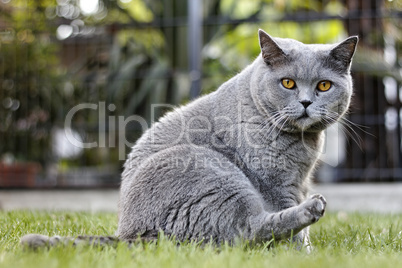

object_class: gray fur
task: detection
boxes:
[21,30,358,249]
[117,30,357,244]
[20,234,119,248]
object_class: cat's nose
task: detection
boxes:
[300,100,313,109]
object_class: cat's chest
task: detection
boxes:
[233,133,321,208]
[219,127,323,186]
[238,137,317,174]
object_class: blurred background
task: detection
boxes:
[0,0,401,190]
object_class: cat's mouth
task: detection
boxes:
[293,111,323,131]
[294,114,329,132]
[297,110,309,119]
[285,110,327,132]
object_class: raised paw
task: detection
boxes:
[300,194,327,225]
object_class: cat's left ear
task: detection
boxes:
[330,36,359,72]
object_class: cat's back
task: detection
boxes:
[121,78,238,181]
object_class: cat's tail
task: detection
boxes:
[20,233,159,249]
[20,234,120,248]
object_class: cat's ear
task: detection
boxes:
[258,29,287,66]
[330,36,359,71]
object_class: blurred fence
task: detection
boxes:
[0,0,401,187]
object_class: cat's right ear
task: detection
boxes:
[258,29,287,66]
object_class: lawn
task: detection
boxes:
[1,210,402,268]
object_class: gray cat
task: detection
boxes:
[21,30,358,249]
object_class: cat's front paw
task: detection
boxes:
[300,194,326,224]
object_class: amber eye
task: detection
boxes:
[317,80,332,91]
[281,78,296,89]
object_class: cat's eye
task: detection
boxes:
[317,81,332,91]
[281,78,296,89]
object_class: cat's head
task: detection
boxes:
[250,29,358,133]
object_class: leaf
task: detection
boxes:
[124,59,168,117]
[106,53,147,100]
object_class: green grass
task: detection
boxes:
[1,210,402,268]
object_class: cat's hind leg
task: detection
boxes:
[117,144,273,242]
[118,144,326,245]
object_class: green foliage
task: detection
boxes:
[0,1,63,163]
[4,0,397,172]
[118,0,154,22]
[201,0,346,93]
[1,211,402,268]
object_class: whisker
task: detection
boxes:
[274,116,290,139]
[340,117,374,137]
[264,113,288,139]
[322,110,365,150]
